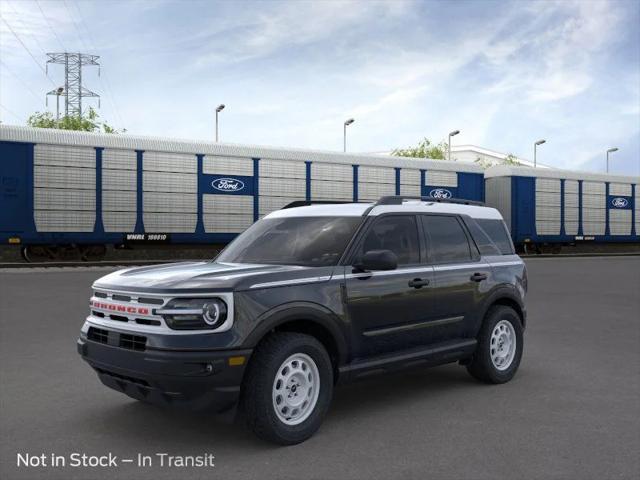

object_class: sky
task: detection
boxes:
[0,0,639,175]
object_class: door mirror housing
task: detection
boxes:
[354,249,398,272]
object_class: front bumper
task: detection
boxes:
[77,333,251,412]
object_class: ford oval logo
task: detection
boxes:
[611,197,629,208]
[429,188,453,199]
[211,178,245,192]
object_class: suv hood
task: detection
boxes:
[93,261,323,293]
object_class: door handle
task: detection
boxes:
[408,278,430,289]
[470,272,488,282]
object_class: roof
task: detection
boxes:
[0,124,484,173]
[265,201,503,220]
[484,164,639,184]
[451,144,550,168]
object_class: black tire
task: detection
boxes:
[466,306,523,384]
[240,332,333,445]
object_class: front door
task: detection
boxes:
[344,214,436,358]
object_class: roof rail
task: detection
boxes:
[375,196,485,207]
[281,200,357,209]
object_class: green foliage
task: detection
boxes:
[392,138,449,160]
[474,152,522,169]
[27,107,125,133]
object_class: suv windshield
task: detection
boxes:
[216,216,362,267]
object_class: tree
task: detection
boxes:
[392,138,449,160]
[474,152,522,169]
[27,107,125,133]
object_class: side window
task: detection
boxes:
[422,215,472,264]
[476,219,515,255]
[357,215,420,265]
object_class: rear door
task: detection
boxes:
[420,214,491,341]
[0,142,29,233]
[344,214,437,358]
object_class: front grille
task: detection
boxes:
[86,327,147,351]
[138,297,164,305]
[119,333,146,351]
[87,327,108,344]
[90,290,168,331]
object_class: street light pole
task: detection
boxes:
[343,118,354,152]
[448,130,460,162]
[606,147,618,173]
[534,139,546,168]
[55,87,64,120]
[215,104,225,142]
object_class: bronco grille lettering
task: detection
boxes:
[90,300,150,315]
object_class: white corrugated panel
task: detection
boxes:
[34,165,95,190]
[536,221,560,235]
[144,213,197,232]
[399,184,421,196]
[103,149,136,170]
[609,209,631,235]
[564,180,579,193]
[400,169,420,186]
[203,195,253,215]
[535,191,561,206]
[536,206,561,220]
[260,159,306,179]
[565,222,579,235]
[144,192,197,213]
[103,211,136,232]
[203,156,253,176]
[143,151,196,173]
[34,210,95,232]
[536,178,561,193]
[583,209,606,222]
[564,191,579,208]
[34,144,95,168]
[582,181,606,195]
[582,195,605,208]
[311,163,353,181]
[204,214,253,233]
[609,183,632,196]
[359,166,395,184]
[103,169,136,191]
[311,180,352,200]
[358,182,396,201]
[259,196,293,215]
[34,188,95,211]
[103,191,136,211]
[583,222,605,235]
[143,171,196,193]
[259,177,305,197]
[425,170,457,187]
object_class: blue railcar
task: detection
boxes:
[485,165,639,252]
[0,125,485,260]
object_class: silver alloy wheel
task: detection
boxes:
[272,353,320,426]
[490,320,517,371]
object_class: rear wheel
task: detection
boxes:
[467,306,523,384]
[241,332,333,445]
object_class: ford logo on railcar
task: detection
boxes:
[611,197,629,208]
[429,188,453,199]
[211,178,245,192]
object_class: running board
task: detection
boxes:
[338,339,477,384]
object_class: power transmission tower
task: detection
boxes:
[46,53,100,117]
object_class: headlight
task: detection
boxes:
[157,298,228,330]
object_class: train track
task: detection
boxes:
[1,252,639,269]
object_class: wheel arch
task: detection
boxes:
[481,287,526,329]
[244,302,350,377]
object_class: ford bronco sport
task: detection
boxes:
[78,196,527,444]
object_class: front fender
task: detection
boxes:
[243,302,350,365]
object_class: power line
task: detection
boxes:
[62,0,90,51]
[5,0,49,59]
[35,0,67,52]
[70,0,125,127]
[0,102,22,122]
[0,59,44,103]
[0,15,57,87]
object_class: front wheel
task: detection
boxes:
[241,332,333,445]
[466,306,523,384]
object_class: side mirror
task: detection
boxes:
[354,249,398,272]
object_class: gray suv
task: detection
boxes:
[78,196,527,444]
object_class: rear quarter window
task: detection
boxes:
[475,218,515,255]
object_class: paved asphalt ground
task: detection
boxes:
[1,257,639,480]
